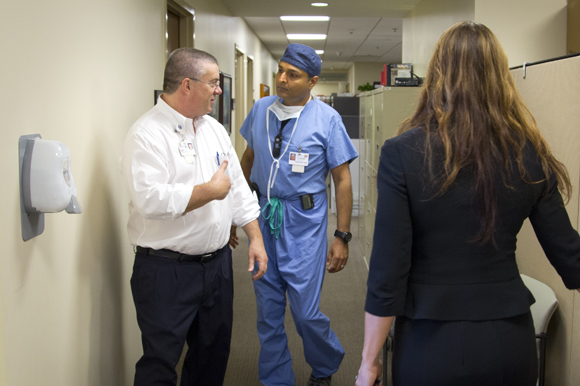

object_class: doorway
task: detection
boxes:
[166,0,195,57]
[246,56,254,117]
[234,48,246,159]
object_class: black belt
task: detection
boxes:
[135,244,227,263]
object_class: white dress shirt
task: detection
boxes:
[120,97,259,255]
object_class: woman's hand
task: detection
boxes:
[355,358,382,386]
[357,313,393,385]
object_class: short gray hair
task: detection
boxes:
[163,48,219,94]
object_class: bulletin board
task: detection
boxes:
[220,72,232,134]
[260,83,270,98]
[207,72,232,134]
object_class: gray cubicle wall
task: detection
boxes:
[333,96,360,139]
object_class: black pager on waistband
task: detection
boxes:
[300,194,314,211]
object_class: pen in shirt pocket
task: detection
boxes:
[216,151,228,166]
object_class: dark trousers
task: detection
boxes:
[392,312,538,386]
[131,246,234,386]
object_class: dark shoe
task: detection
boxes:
[307,374,331,386]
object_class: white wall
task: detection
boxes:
[402,0,567,77]
[348,64,356,93]
[474,0,567,68]
[0,1,275,385]
[185,0,278,149]
[191,0,278,102]
[402,0,475,76]
[1,1,165,384]
[312,83,340,96]
[351,62,386,93]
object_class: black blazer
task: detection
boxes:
[365,127,580,321]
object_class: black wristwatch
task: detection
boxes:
[334,230,352,244]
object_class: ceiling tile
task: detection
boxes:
[223,0,422,18]
[240,1,420,70]
[356,39,400,56]
[281,20,329,35]
[378,46,405,64]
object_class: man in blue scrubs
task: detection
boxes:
[235,43,358,386]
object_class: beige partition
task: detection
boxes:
[356,93,368,251]
[569,0,580,54]
[358,87,420,265]
[356,91,371,260]
[511,55,580,386]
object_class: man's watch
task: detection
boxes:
[334,230,352,244]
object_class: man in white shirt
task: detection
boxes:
[121,48,267,386]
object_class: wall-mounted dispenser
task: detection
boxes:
[19,134,82,241]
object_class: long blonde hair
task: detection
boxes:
[398,21,571,244]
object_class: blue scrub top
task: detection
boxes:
[240,96,358,200]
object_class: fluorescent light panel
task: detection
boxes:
[311,2,328,6]
[280,16,330,21]
[287,34,327,40]
[315,50,324,54]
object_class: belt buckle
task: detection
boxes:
[200,252,213,263]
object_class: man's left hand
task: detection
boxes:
[326,237,348,273]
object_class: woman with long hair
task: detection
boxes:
[355,21,580,386]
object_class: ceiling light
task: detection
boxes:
[280,16,330,21]
[315,50,324,54]
[287,34,327,40]
[311,2,328,6]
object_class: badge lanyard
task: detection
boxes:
[272,119,290,158]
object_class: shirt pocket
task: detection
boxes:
[282,144,326,196]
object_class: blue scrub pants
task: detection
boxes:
[254,194,344,386]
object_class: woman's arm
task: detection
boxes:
[356,313,394,386]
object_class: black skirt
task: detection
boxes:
[392,312,538,386]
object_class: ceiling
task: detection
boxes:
[219,0,424,75]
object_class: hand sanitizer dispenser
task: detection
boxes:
[19,134,82,241]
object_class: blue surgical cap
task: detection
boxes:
[280,44,321,77]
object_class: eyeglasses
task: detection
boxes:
[189,77,221,90]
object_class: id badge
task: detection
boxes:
[179,142,195,164]
[289,152,309,173]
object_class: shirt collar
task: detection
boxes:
[156,95,195,134]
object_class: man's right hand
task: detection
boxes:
[210,160,231,200]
